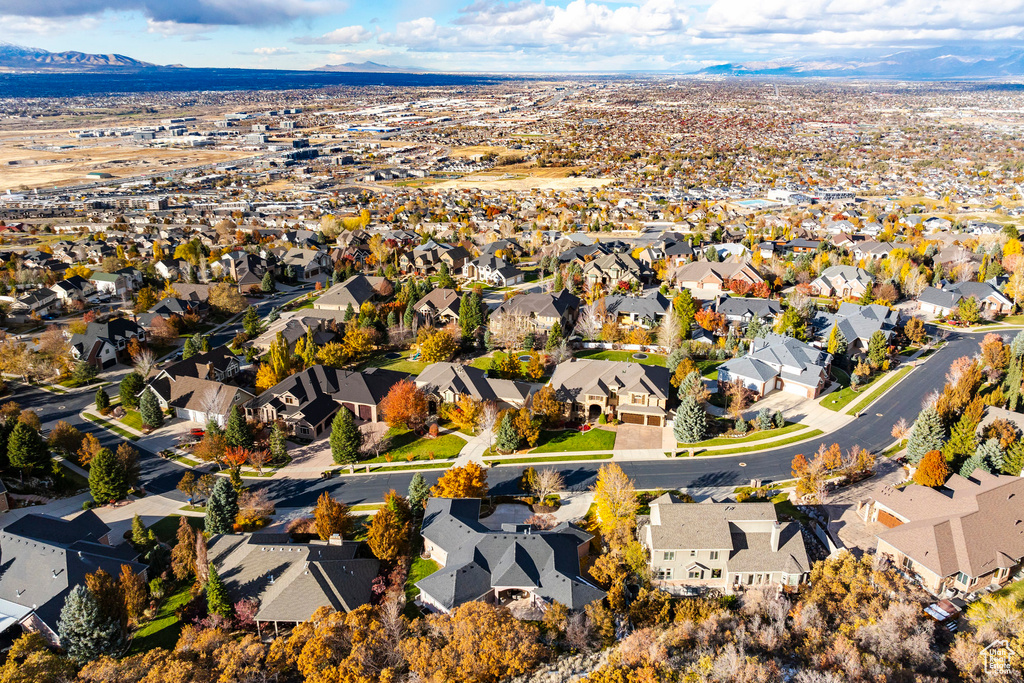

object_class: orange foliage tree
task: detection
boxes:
[379,379,429,432]
[430,462,488,499]
[914,450,950,487]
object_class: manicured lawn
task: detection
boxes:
[697,360,724,377]
[897,346,920,356]
[697,429,825,456]
[83,413,140,441]
[150,514,204,544]
[492,453,614,465]
[821,370,888,412]
[847,365,914,415]
[773,494,810,524]
[405,556,440,601]
[363,428,466,463]
[678,422,807,447]
[371,462,452,472]
[361,349,429,376]
[575,349,667,366]
[120,409,143,431]
[1000,314,1024,325]
[130,583,194,653]
[530,428,616,453]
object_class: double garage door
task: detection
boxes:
[621,412,662,426]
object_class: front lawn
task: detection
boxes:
[678,422,806,448]
[130,582,193,653]
[821,370,888,412]
[530,428,617,453]
[360,349,429,376]
[150,514,204,544]
[363,427,466,463]
[119,409,143,431]
[575,349,667,366]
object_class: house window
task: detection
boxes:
[663,551,675,561]
[688,569,703,579]
[690,550,697,557]
[956,571,971,586]
[709,551,719,560]
[655,568,672,580]
[711,569,722,579]
[631,394,644,405]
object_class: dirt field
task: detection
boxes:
[432,173,613,191]
[449,145,509,158]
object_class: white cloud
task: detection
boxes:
[0,14,99,35]
[253,46,294,55]
[293,25,373,44]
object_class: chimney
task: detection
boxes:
[328,533,343,546]
[770,522,782,553]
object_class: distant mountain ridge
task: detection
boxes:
[0,42,155,71]
[694,46,1024,79]
[314,61,428,73]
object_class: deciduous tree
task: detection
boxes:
[914,449,949,487]
[431,462,488,498]
[314,492,352,540]
[593,463,637,549]
[379,379,429,432]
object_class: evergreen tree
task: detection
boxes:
[745,316,765,340]
[666,347,688,374]
[224,405,252,449]
[7,421,49,478]
[139,389,163,429]
[242,305,261,337]
[495,413,520,453]
[197,333,209,353]
[329,408,362,464]
[408,472,429,514]
[343,303,355,322]
[206,564,233,618]
[205,477,238,535]
[826,325,848,356]
[958,454,986,478]
[975,437,1005,473]
[404,300,415,328]
[1005,330,1024,411]
[261,271,276,292]
[943,410,981,463]
[1003,440,1024,476]
[484,329,495,352]
[89,447,128,503]
[58,585,127,664]
[269,422,287,463]
[459,293,479,339]
[774,410,785,428]
[906,406,945,464]
[546,321,563,350]
[181,335,199,360]
[131,514,151,549]
[673,290,697,338]
[95,387,110,412]
[757,408,773,430]
[867,330,888,367]
[438,261,455,289]
[387,310,398,328]
[553,268,563,292]
[119,371,144,410]
[673,396,707,443]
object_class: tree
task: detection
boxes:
[57,585,127,665]
[119,564,147,627]
[116,442,140,490]
[943,399,984,463]
[7,422,48,479]
[914,450,949,487]
[446,394,480,433]
[133,286,157,313]
[774,307,807,340]
[955,295,980,324]
[139,389,163,429]
[193,430,227,467]
[420,329,458,363]
[532,468,564,500]
[77,432,102,467]
[95,387,110,412]
[329,408,362,465]
[182,335,199,360]
[431,462,488,498]
[119,371,144,410]
[495,412,520,453]
[546,320,564,349]
[904,317,927,345]
[367,490,411,560]
[171,516,197,581]
[314,492,352,540]
[47,420,83,457]
[438,261,455,289]
[205,477,239,535]
[673,395,707,444]
[593,463,637,549]
[131,348,157,379]
[826,325,848,356]
[261,271,276,293]
[867,330,888,367]
[906,406,945,464]
[409,472,429,514]
[242,305,261,337]
[206,564,233,618]
[269,422,288,463]
[380,379,429,432]
[209,283,248,315]
[531,386,564,427]
[224,405,253,449]
[89,448,127,504]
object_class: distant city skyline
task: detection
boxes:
[1,0,1024,72]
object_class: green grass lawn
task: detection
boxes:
[363,428,466,463]
[130,582,193,653]
[360,349,429,376]
[821,370,888,412]
[773,494,810,524]
[405,556,440,601]
[575,349,667,366]
[83,413,140,441]
[991,578,1024,601]
[847,365,914,415]
[531,428,616,453]
[698,429,825,456]
[149,514,204,544]
[491,453,614,465]
[1000,314,1024,325]
[678,422,807,448]
[120,409,143,431]
[696,360,724,377]
[898,346,920,356]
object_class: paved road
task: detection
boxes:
[19,328,984,508]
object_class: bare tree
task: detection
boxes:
[532,468,565,500]
[478,401,499,450]
[891,418,909,441]
[490,309,531,350]
[197,386,222,425]
[575,303,603,341]
[549,339,574,364]
[247,448,271,473]
[657,306,681,350]
[362,427,392,460]
[132,348,157,379]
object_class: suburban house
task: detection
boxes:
[819,302,900,354]
[88,271,129,297]
[250,315,334,353]
[414,288,462,327]
[636,238,694,268]
[860,470,1024,597]
[68,318,146,369]
[717,333,832,399]
[489,290,580,336]
[400,241,470,274]
[151,346,241,383]
[809,266,873,299]
[548,358,671,426]
[313,275,391,312]
[220,251,275,289]
[146,376,254,427]
[672,261,764,292]
[582,253,652,289]
[462,254,524,287]
[13,289,57,316]
[853,241,906,261]
[603,291,671,328]
[917,282,1013,317]
[49,275,94,304]
[416,362,531,413]
[247,366,409,437]
[280,248,330,280]
[0,512,145,646]
[207,533,378,635]
[642,494,810,595]
[417,498,604,613]
[137,297,207,328]
[717,297,782,327]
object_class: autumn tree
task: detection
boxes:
[47,420,83,458]
[171,516,197,581]
[593,463,637,549]
[379,379,429,432]
[531,468,565,501]
[366,490,412,561]
[208,283,247,316]
[419,328,458,363]
[314,491,352,540]
[77,432,102,466]
[431,462,488,498]
[914,450,950,487]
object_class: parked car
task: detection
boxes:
[189,428,205,438]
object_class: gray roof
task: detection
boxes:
[492,290,580,320]
[314,275,389,310]
[719,333,830,387]
[418,498,603,611]
[415,362,530,405]
[827,302,899,345]
[604,291,670,320]
[717,297,782,320]
[253,366,409,426]
[548,358,670,403]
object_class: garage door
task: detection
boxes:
[876,510,904,528]
[781,381,807,396]
[358,404,372,421]
[646,415,661,426]
[621,412,645,425]
[343,402,356,415]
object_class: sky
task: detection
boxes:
[1,0,1024,72]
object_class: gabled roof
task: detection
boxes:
[252,366,409,423]
[416,362,530,405]
[492,290,580,320]
[717,297,782,319]
[548,358,670,402]
[604,291,671,319]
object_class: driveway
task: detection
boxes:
[615,424,663,450]
[479,503,533,530]
[822,458,907,556]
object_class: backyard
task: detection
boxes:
[574,349,667,366]
[360,349,429,376]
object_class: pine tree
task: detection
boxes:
[826,325,847,356]
[553,268,563,292]
[205,477,238,535]
[58,585,127,664]
[387,310,397,328]
[7,421,49,478]
[242,305,261,337]
[745,316,765,340]
[89,447,128,504]
[408,472,429,514]
[119,371,144,410]
[171,517,197,581]
[459,292,478,339]
[404,299,415,328]
[224,405,252,450]
[95,387,110,412]
[867,330,888,367]
[269,422,287,463]
[673,396,707,444]
[182,335,199,360]
[1005,330,1024,411]
[140,389,163,429]
[958,454,987,478]
[261,271,276,293]
[329,408,362,465]
[546,321,563,350]
[1003,440,1024,476]
[495,413,520,453]
[906,406,945,464]
[975,437,1005,473]
[438,261,455,289]
[130,515,150,549]
[344,303,355,321]
[205,564,233,618]
[943,411,980,463]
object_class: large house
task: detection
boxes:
[819,302,899,354]
[416,362,531,413]
[462,254,524,287]
[603,291,671,329]
[145,348,251,425]
[672,261,763,292]
[247,366,409,437]
[280,248,330,280]
[0,512,145,645]
[643,494,810,595]
[313,275,390,312]
[717,333,832,399]
[717,297,782,327]
[207,533,378,634]
[548,358,671,426]
[860,470,1024,597]
[918,282,1013,317]
[413,288,462,327]
[69,318,146,369]
[809,266,873,299]
[489,290,580,337]
[417,498,604,613]
[582,252,651,289]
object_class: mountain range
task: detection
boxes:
[694,46,1024,79]
[0,42,156,71]
[314,61,428,73]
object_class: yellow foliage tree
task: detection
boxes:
[254,363,279,394]
[431,462,488,499]
[593,462,638,549]
[419,329,457,364]
[317,342,347,368]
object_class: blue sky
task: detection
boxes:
[1,0,1023,72]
